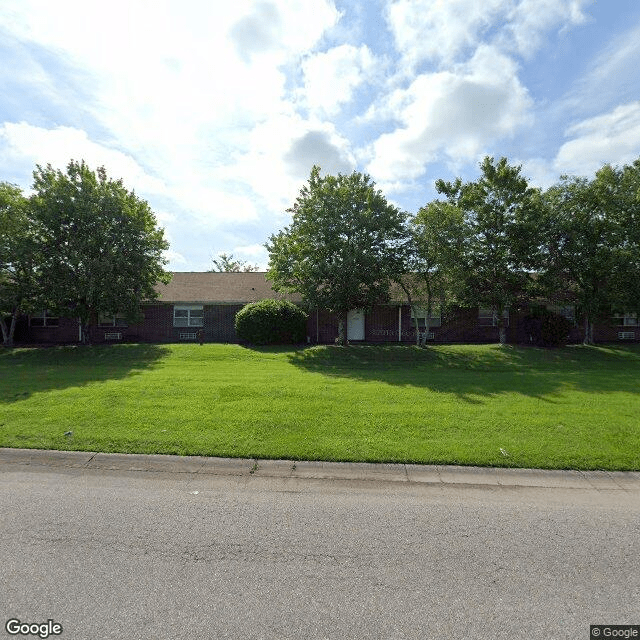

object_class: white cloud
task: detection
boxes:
[517,157,561,189]
[163,249,188,267]
[365,45,533,185]
[386,0,506,67]
[223,114,356,214]
[234,243,267,258]
[554,102,640,177]
[386,0,591,67]
[229,1,341,61]
[301,44,377,116]
[557,20,640,118]
[0,0,341,205]
[233,244,270,269]
[501,0,590,57]
[0,121,166,195]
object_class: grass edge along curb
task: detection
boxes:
[1,342,639,472]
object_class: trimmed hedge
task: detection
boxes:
[235,299,308,345]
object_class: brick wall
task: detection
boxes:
[24,316,80,344]
[131,304,244,343]
[14,302,640,346]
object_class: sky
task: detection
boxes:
[1,0,640,271]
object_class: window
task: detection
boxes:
[411,306,442,328]
[29,310,59,327]
[546,305,576,323]
[558,306,575,321]
[614,313,638,327]
[98,312,128,327]
[478,308,509,327]
[173,305,204,327]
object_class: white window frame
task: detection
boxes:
[173,305,204,327]
[478,308,509,327]
[614,313,638,327]
[410,306,442,328]
[29,310,59,327]
[98,312,128,327]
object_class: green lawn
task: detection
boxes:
[1,342,639,470]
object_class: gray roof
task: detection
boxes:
[153,272,301,304]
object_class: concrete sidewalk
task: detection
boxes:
[2,447,639,491]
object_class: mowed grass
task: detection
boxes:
[1,342,639,470]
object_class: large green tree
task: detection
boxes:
[400,201,467,345]
[266,166,407,344]
[0,182,41,347]
[543,161,640,344]
[30,160,171,343]
[435,157,542,344]
[605,159,640,318]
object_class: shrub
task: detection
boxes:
[540,311,573,346]
[523,309,573,347]
[235,299,308,345]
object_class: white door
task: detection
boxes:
[347,309,365,341]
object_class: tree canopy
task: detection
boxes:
[209,252,260,272]
[542,161,640,344]
[29,160,171,343]
[0,182,41,346]
[434,157,542,343]
[405,200,467,344]
[266,166,407,344]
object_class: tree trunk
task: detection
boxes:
[1,308,19,348]
[80,321,92,345]
[583,316,594,345]
[404,295,419,347]
[0,316,9,347]
[336,312,347,346]
[422,314,431,347]
[496,311,507,345]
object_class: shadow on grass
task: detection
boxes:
[0,344,171,404]
[283,343,640,403]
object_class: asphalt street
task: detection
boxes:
[1,450,639,640]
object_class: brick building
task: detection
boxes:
[13,271,639,345]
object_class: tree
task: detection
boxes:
[435,157,542,344]
[604,159,640,319]
[542,163,636,344]
[209,252,260,272]
[30,160,171,343]
[266,166,407,344]
[403,201,468,345]
[0,182,41,347]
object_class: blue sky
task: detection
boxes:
[1,0,640,271]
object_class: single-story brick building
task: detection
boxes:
[12,271,640,345]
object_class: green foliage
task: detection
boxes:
[30,160,171,342]
[404,201,468,343]
[0,182,41,346]
[542,160,640,343]
[523,310,573,347]
[209,252,260,272]
[266,166,407,344]
[235,299,308,345]
[434,157,543,344]
[610,159,640,315]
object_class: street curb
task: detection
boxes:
[1,448,639,491]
